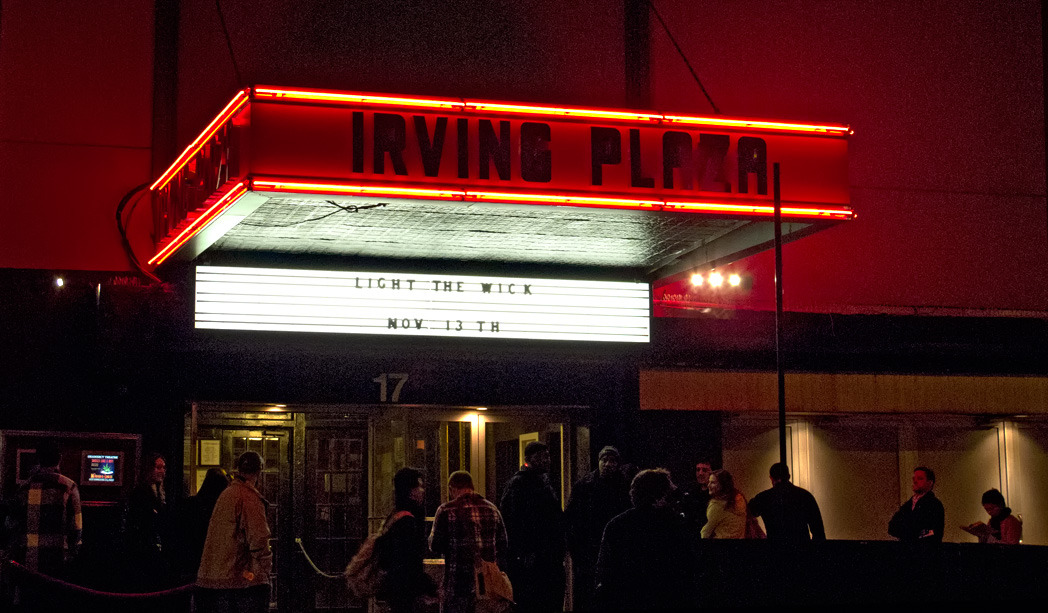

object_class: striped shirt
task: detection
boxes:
[16,467,82,575]
[429,491,508,599]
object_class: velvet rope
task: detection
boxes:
[2,559,195,599]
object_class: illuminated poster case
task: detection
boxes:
[195,265,650,343]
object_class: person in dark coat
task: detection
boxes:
[677,459,713,534]
[889,466,945,542]
[379,467,437,613]
[174,467,230,580]
[595,468,698,611]
[123,451,173,589]
[564,445,630,611]
[748,462,825,544]
[499,441,566,612]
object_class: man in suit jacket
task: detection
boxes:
[889,466,945,542]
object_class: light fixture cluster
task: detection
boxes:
[690,271,748,289]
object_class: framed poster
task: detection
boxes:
[199,440,221,466]
[15,448,37,484]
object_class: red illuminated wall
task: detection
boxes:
[0,1,156,271]
[1,0,1044,315]
[650,2,1047,315]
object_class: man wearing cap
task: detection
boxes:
[197,451,272,613]
[565,446,630,611]
[500,441,566,612]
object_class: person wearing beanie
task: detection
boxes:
[565,445,630,611]
[196,451,272,613]
[500,441,566,612]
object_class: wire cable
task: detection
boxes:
[645,1,721,114]
[115,183,162,283]
[239,201,389,228]
[215,0,243,86]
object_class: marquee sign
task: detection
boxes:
[195,265,651,343]
[148,87,852,267]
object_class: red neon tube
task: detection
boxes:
[149,90,250,192]
[148,182,248,266]
[249,86,850,136]
[250,178,854,221]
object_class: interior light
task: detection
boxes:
[690,274,703,286]
[55,277,64,288]
[476,407,489,411]
[265,406,286,412]
[708,272,724,287]
[728,274,742,287]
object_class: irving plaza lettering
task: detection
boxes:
[357,112,769,195]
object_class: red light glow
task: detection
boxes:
[253,87,466,110]
[148,182,248,266]
[248,86,849,136]
[250,178,854,220]
[149,90,250,192]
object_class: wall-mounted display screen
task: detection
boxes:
[195,265,651,343]
[81,451,123,486]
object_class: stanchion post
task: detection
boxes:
[774,163,787,465]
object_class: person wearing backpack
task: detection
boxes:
[379,467,438,613]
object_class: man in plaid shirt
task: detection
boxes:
[430,470,508,613]
[13,440,82,576]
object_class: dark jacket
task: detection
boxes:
[889,491,945,542]
[565,469,630,565]
[595,505,698,611]
[748,481,826,543]
[379,503,436,611]
[499,467,565,568]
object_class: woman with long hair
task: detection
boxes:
[700,469,747,539]
[175,467,231,579]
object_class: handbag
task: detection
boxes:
[475,555,514,603]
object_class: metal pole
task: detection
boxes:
[774,163,787,465]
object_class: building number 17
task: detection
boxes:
[373,373,409,402]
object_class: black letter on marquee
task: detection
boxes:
[414,116,447,177]
[662,131,693,189]
[696,133,731,192]
[629,129,655,188]
[374,113,408,175]
[590,127,621,186]
[457,118,469,179]
[520,122,552,183]
[352,112,365,173]
[479,120,511,180]
[737,136,768,195]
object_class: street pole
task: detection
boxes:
[774,163,787,465]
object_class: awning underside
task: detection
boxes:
[202,192,816,280]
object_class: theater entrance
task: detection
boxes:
[186,403,585,612]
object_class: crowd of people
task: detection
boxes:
[1,440,1026,612]
[385,446,1025,613]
